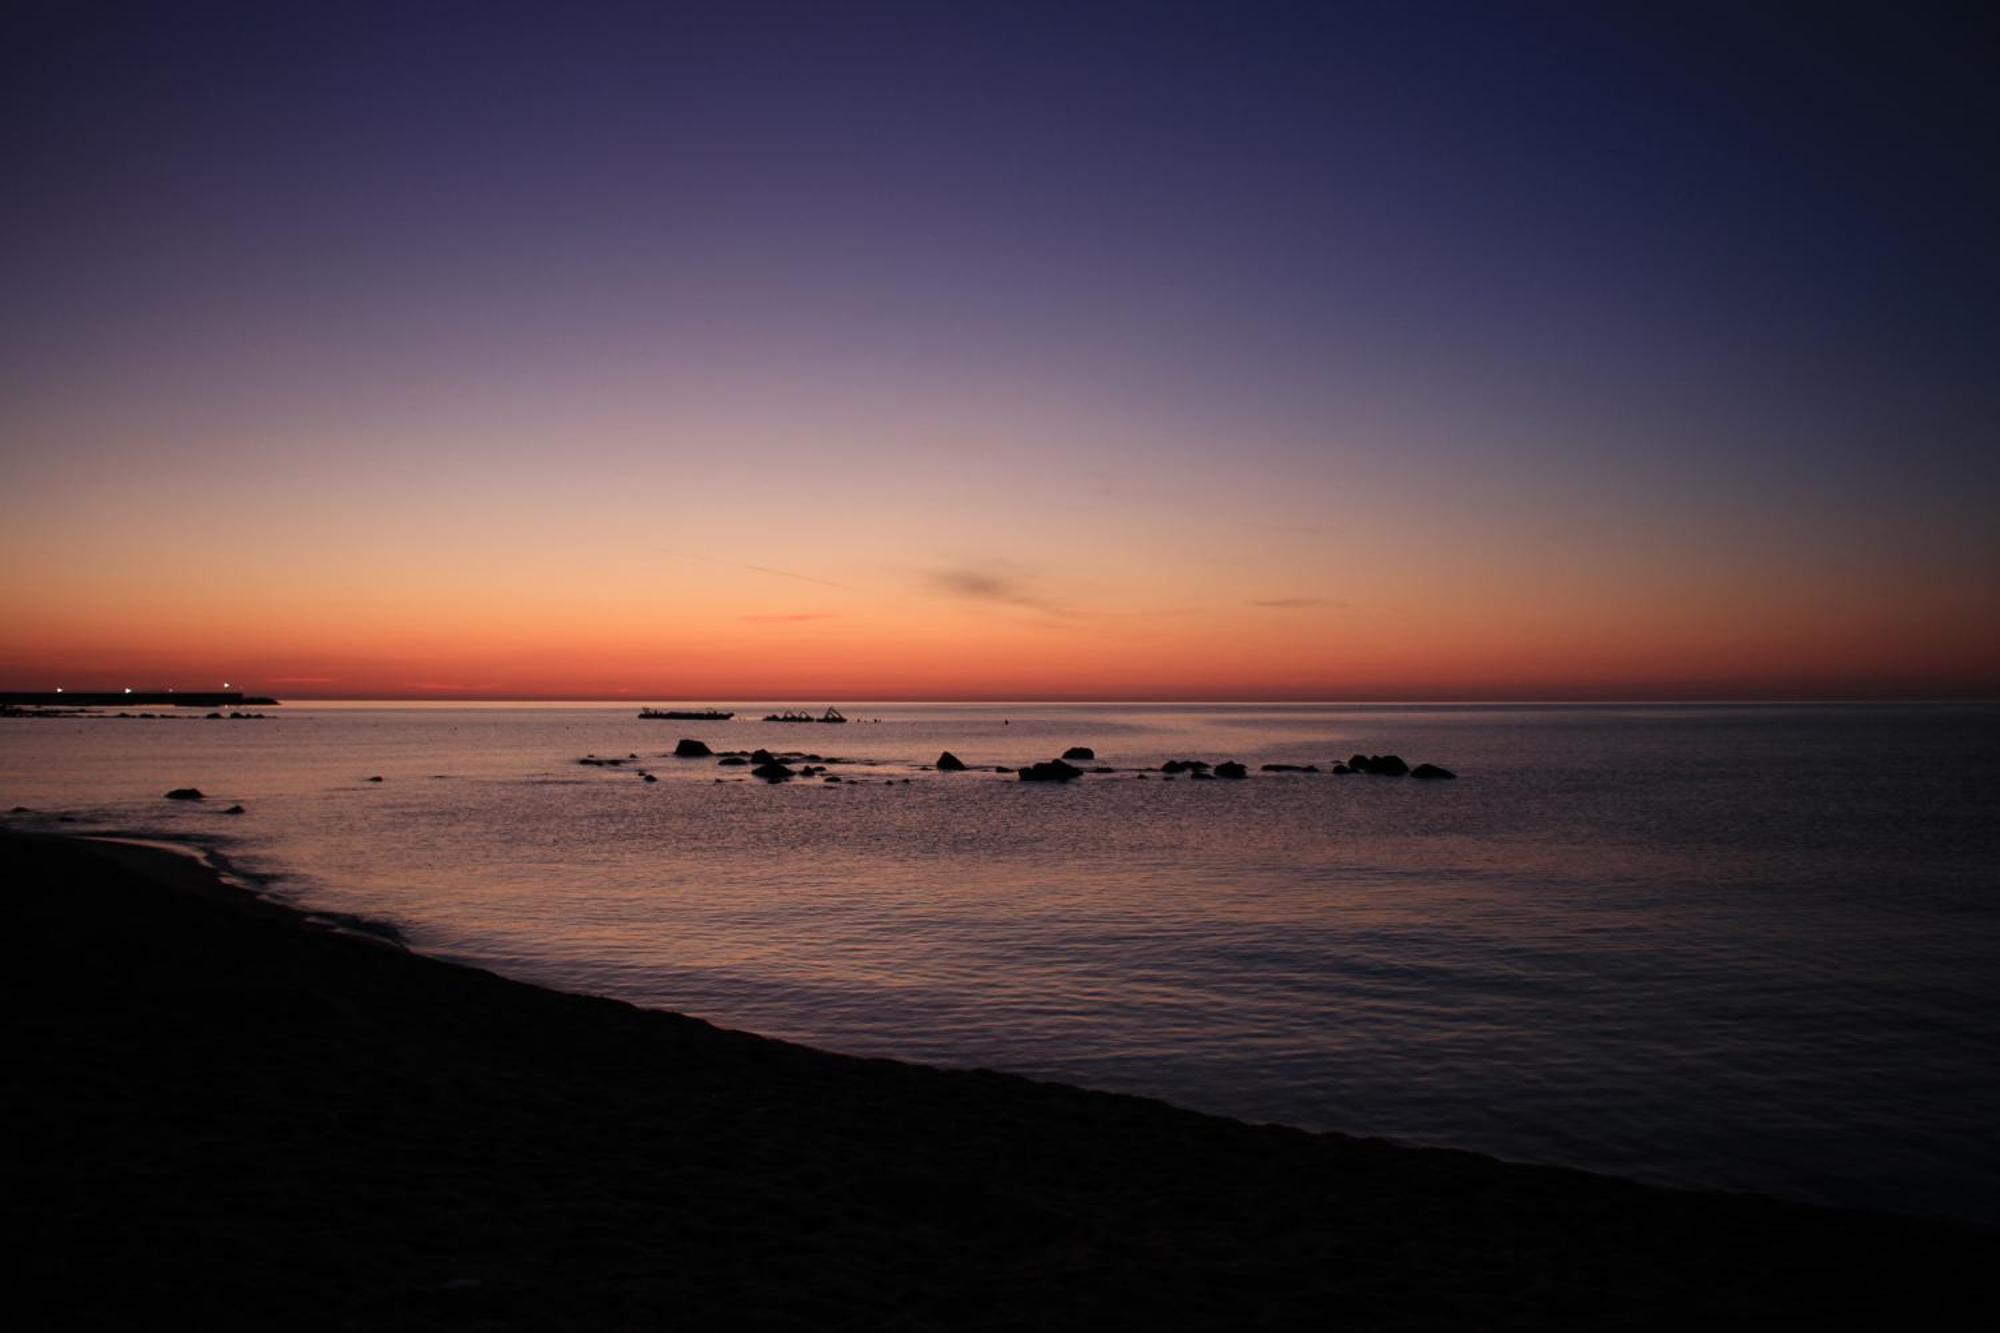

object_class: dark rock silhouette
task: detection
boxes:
[994,766,1014,773]
[751,761,795,782]
[673,738,713,758]
[224,804,246,814]
[1214,762,1248,779]
[1018,759,1084,783]
[936,752,968,771]
[1190,770,1215,781]
[1411,763,1456,780]
[1366,755,1410,776]
[642,773,658,783]
[1161,759,1210,774]
[1261,764,1319,772]
[164,788,205,801]
[717,756,748,767]
[366,776,385,783]
[1061,746,1095,761]
[1347,754,1370,770]
[824,775,841,783]
[751,749,776,765]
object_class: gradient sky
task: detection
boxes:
[3,1,1995,699]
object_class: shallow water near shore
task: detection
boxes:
[4,700,1997,1224]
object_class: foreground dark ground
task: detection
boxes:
[3,834,1990,1329]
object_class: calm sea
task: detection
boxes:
[4,701,1996,1224]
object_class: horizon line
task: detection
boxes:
[154,693,2000,707]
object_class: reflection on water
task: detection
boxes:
[3,701,1998,1223]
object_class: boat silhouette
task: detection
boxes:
[639,708,735,720]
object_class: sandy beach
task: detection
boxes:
[3,831,1989,1329]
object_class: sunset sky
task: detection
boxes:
[4,2,1994,699]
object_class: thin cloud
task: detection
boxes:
[667,552,852,590]
[739,612,840,623]
[927,564,1076,617]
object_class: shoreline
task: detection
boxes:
[4,830,1990,1327]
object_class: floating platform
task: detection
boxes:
[762,707,847,724]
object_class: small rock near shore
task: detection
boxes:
[165,788,205,800]
[1061,746,1095,761]
[751,761,795,782]
[1214,761,1248,779]
[1411,763,1456,780]
[673,738,713,758]
[936,751,968,771]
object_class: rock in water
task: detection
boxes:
[1366,755,1410,776]
[1214,761,1248,779]
[1018,759,1084,782]
[1411,763,1456,780]
[936,751,968,771]
[164,788,205,801]
[750,761,795,782]
[673,738,713,758]
[224,804,246,814]
[1061,746,1095,761]
[717,756,748,767]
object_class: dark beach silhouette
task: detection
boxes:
[2,833,1987,1327]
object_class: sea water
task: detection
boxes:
[4,701,1996,1224]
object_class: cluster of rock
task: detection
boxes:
[1018,759,1085,782]
[1333,753,1455,779]
[748,756,837,782]
[1152,760,1249,780]
[581,736,1456,788]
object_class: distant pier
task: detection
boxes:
[0,692,280,707]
